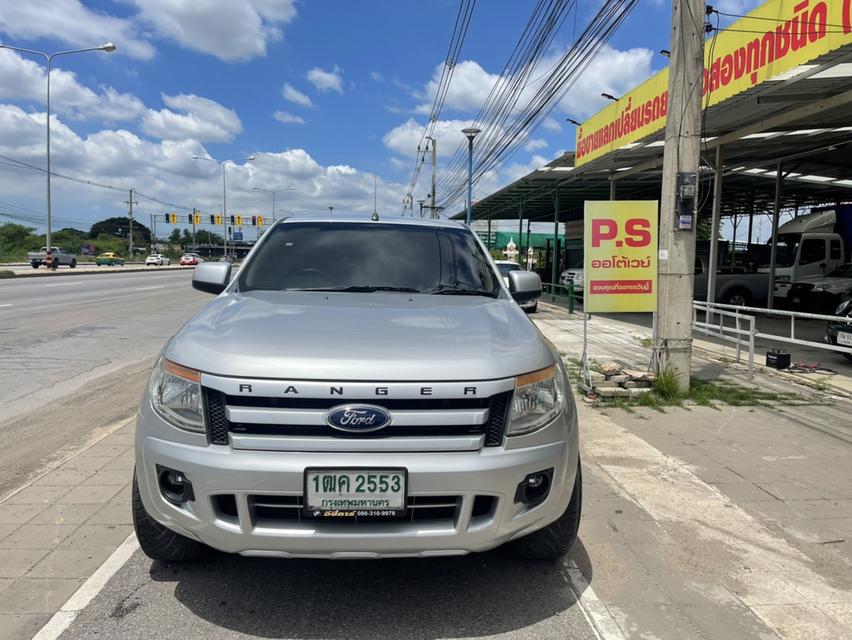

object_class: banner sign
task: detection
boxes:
[584,201,658,313]
[575,0,852,167]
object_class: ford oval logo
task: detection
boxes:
[326,405,392,432]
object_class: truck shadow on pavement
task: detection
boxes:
[149,539,594,639]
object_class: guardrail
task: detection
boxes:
[541,281,578,313]
[693,301,852,378]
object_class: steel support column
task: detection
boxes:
[706,145,723,309]
[551,190,559,299]
[767,160,783,310]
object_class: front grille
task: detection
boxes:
[247,494,462,524]
[203,389,229,445]
[204,390,513,447]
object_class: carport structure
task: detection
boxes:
[453,9,852,302]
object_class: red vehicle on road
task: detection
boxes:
[179,253,203,266]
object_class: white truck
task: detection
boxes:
[27,246,77,269]
[769,206,852,301]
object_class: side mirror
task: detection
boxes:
[192,262,231,295]
[508,270,542,304]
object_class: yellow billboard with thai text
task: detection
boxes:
[575,0,852,167]
[584,201,658,313]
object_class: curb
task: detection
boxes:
[5,265,191,279]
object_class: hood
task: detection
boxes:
[796,275,852,292]
[167,291,552,381]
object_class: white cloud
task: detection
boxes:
[142,93,242,142]
[273,109,305,124]
[542,117,562,133]
[0,0,155,60]
[282,83,313,108]
[416,60,498,114]
[307,65,343,93]
[0,104,408,232]
[0,49,145,122]
[132,0,297,62]
[382,118,489,161]
[524,138,548,152]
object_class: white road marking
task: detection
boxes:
[563,559,627,640]
[0,303,12,308]
[45,281,83,287]
[32,533,140,640]
[135,285,164,291]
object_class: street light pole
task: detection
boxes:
[0,42,116,253]
[252,186,295,227]
[193,154,255,257]
[461,127,481,225]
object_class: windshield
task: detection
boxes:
[774,236,800,268]
[497,263,522,277]
[237,222,501,296]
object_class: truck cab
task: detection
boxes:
[770,207,851,300]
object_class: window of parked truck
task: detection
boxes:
[799,238,826,265]
[238,222,500,296]
[830,239,842,260]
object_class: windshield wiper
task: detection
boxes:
[285,285,421,293]
[429,285,496,297]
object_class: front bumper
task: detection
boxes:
[135,404,578,559]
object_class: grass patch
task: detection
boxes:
[0,270,15,279]
[594,367,818,412]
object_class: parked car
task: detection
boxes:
[787,264,852,312]
[95,252,125,266]
[179,253,203,266]
[27,246,76,269]
[825,296,852,362]
[559,267,584,298]
[218,255,235,263]
[145,254,171,266]
[693,255,770,307]
[133,216,580,563]
[495,260,538,312]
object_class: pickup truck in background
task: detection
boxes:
[767,205,852,301]
[27,247,77,269]
[693,255,769,307]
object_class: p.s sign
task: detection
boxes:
[583,201,658,313]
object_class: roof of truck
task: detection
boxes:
[272,214,467,229]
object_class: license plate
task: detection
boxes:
[792,297,801,304]
[838,331,852,347]
[304,468,406,518]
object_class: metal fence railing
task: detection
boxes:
[693,301,852,379]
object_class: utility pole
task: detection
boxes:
[655,0,705,392]
[125,188,138,257]
[426,136,437,218]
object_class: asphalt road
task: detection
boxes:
[0,269,208,496]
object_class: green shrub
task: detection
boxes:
[653,368,682,401]
[0,270,15,279]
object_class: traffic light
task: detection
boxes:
[257,215,264,226]
[209,215,215,225]
[230,215,235,225]
[170,213,177,224]
[251,216,257,226]
[236,215,243,226]
[215,215,222,225]
[194,213,201,225]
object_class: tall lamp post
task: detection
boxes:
[251,186,295,225]
[461,127,481,225]
[0,42,116,253]
[193,155,255,256]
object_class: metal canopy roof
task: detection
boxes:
[453,46,852,224]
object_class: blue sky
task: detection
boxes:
[0,0,756,236]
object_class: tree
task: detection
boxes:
[195,229,223,245]
[181,229,193,245]
[168,228,182,245]
[89,217,151,245]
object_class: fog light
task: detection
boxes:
[157,465,195,505]
[514,468,554,506]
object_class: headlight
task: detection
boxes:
[149,357,205,433]
[506,365,564,436]
[836,300,852,316]
[812,285,828,293]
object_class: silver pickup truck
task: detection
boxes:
[27,246,77,269]
[134,215,581,562]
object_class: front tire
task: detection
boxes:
[132,471,207,563]
[510,463,582,560]
[722,288,751,307]
[70,259,76,268]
